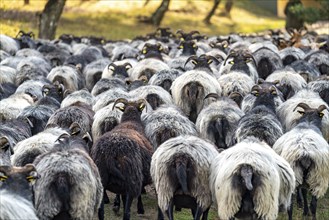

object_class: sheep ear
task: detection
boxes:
[229,92,243,108]
[0,167,9,182]
[0,137,14,155]
[64,89,72,98]
[26,166,39,185]
[69,123,81,136]
[82,132,93,144]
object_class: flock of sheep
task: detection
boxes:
[0,27,328,220]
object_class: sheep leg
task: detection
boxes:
[157,206,165,220]
[103,191,110,204]
[310,196,317,220]
[137,195,145,214]
[113,194,121,214]
[122,194,133,220]
[194,205,203,220]
[201,207,210,220]
[98,197,104,220]
[166,198,174,220]
[287,194,293,220]
[301,188,309,216]
[296,187,303,208]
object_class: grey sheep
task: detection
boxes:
[235,84,284,146]
[11,127,69,166]
[0,93,34,121]
[273,103,329,220]
[33,136,103,220]
[93,87,129,112]
[0,164,39,220]
[0,34,20,55]
[196,94,244,149]
[171,70,222,123]
[209,138,295,220]
[304,50,329,75]
[47,65,85,92]
[61,89,94,108]
[279,47,305,66]
[307,76,329,105]
[290,60,321,83]
[148,69,181,92]
[151,135,219,220]
[92,103,123,142]
[129,85,173,110]
[84,58,110,91]
[0,65,16,84]
[91,78,127,97]
[266,68,307,100]
[277,89,329,142]
[217,70,254,97]
[143,104,197,150]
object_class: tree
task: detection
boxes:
[285,0,304,29]
[38,0,66,40]
[148,0,170,26]
[24,0,29,5]
[203,0,221,24]
[224,0,234,16]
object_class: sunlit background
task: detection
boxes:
[1,0,327,40]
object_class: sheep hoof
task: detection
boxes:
[137,209,145,215]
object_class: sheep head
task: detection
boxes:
[141,43,166,60]
[184,54,219,71]
[107,62,132,79]
[294,103,328,118]
[177,40,198,56]
[0,164,39,198]
[113,98,147,123]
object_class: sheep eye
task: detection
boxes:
[142,49,147,54]
[207,59,213,64]
[223,44,228,48]
[159,46,163,51]
[229,61,235,65]
[271,90,277,95]
[180,38,185,41]
[1,143,9,150]
[26,176,35,182]
[43,88,49,95]
[125,65,131,70]
[297,111,305,115]
[179,45,184,49]
[192,44,197,48]
[245,58,252,63]
[0,176,7,182]
[319,112,324,118]
[252,91,259,96]
[138,104,145,111]
[117,106,125,112]
[109,65,115,71]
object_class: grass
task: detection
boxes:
[0,0,285,40]
[101,188,329,220]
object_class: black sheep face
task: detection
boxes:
[155,27,174,38]
[15,31,36,49]
[140,43,165,60]
[113,98,147,123]
[225,51,256,75]
[294,103,328,128]
[108,63,132,79]
[0,164,39,200]
[177,41,198,56]
[185,54,219,72]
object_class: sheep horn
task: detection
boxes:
[112,98,128,111]
[184,55,198,68]
[56,133,70,143]
[137,99,148,112]
[190,30,200,36]
[109,63,117,69]
[244,53,257,67]
[15,30,24,38]
[317,105,328,113]
[293,103,311,112]
[204,93,220,100]
[205,55,220,65]
[24,164,37,172]
[123,62,132,69]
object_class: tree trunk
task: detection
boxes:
[38,0,66,40]
[203,0,221,24]
[225,0,233,15]
[24,0,29,5]
[149,0,170,26]
[285,0,304,29]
